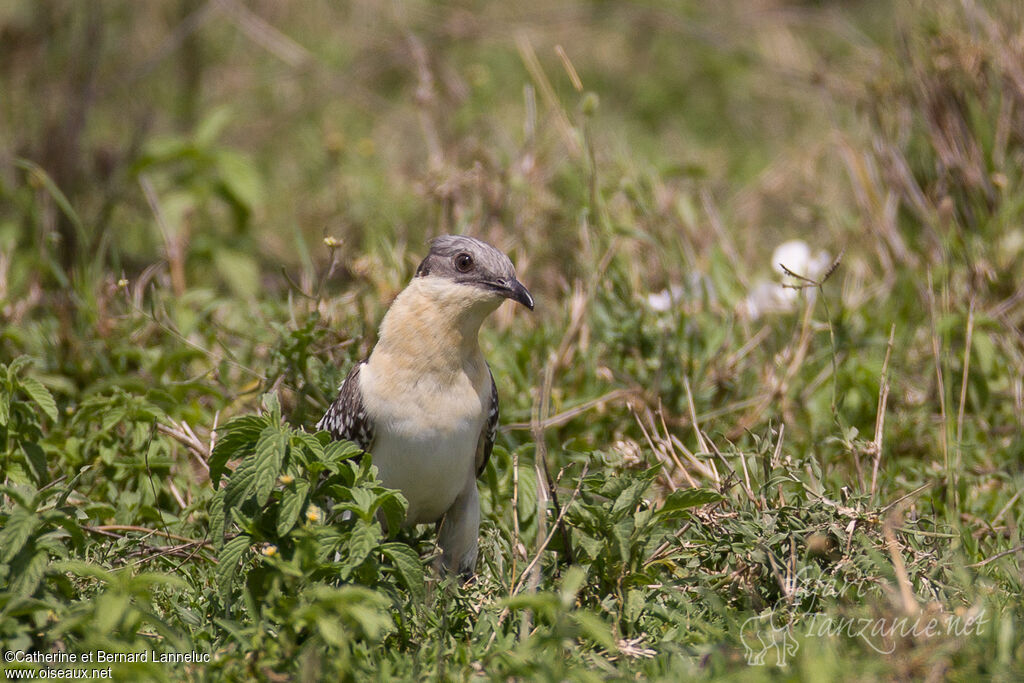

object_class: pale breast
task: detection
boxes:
[359,361,489,525]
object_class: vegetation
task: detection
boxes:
[1,0,1023,679]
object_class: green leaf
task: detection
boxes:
[209,493,226,548]
[610,476,652,519]
[195,107,232,146]
[210,414,268,487]
[657,488,723,519]
[277,479,310,536]
[342,603,394,641]
[127,571,189,593]
[94,590,130,633]
[261,392,281,422]
[217,534,251,590]
[559,566,588,608]
[0,508,39,563]
[504,592,559,616]
[96,402,127,432]
[216,151,263,214]
[316,615,350,648]
[376,491,408,534]
[7,356,32,379]
[19,376,58,422]
[50,560,114,583]
[224,453,259,511]
[214,248,261,299]
[253,426,287,507]
[292,430,325,464]
[39,511,85,552]
[571,611,617,650]
[0,391,9,426]
[516,466,539,522]
[21,442,49,486]
[338,522,381,579]
[381,542,425,601]
[323,439,363,463]
[9,546,48,597]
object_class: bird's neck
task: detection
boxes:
[370,278,498,376]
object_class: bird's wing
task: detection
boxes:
[317,361,375,452]
[476,365,498,477]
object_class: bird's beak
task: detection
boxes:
[502,278,535,310]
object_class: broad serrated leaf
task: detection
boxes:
[209,493,226,548]
[342,603,394,640]
[210,414,268,487]
[40,511,86,551]
[292,430,325,464]
[0,391,9,426]
[338,522,381,579]
[253,426,287,506]
[223,453,259,511]
[50,560,114,583]
[376,491,408,534]
[94,590,130,633]
[610,476,651,519]
[277,479,310,536]
[323,439,364,463]
[19,376,58,422]
[261,391,281,422]
[381,542,425,601]
[21,442,49,486]
[217,534,251,589]
[101,406,128,432]
[571,611,617,650]
[516,466,539,521]
[127,572,189,593]
[9,545,48,597]
[0,508,39,563]
[657,488,722,519]
[345,487,375,520]
[316,615,350,647]
[7,356,32,379]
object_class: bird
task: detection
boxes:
[317,235,534,575]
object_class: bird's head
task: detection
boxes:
[414,235,534,311]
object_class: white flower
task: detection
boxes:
[646,285,682,312]
[741,240,831,320]
[772,240,831,283]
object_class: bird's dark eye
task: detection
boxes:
[454,253,474,273]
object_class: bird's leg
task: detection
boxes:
[436,473,480,576]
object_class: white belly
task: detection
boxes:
[359,363,487,526]
[372,420,480,524]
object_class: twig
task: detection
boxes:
[955,298,975,490]
[216,0,312,67]
[683,377,717,482]
[967,544,1024,568]
[512,464,588,595]
[870,324,896,498]
[927,271,952,502]
[85,524,212,545]
[882,505,919,615]
[158,419,211,474]
[515,33,581,157]
[502,388,637,432]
